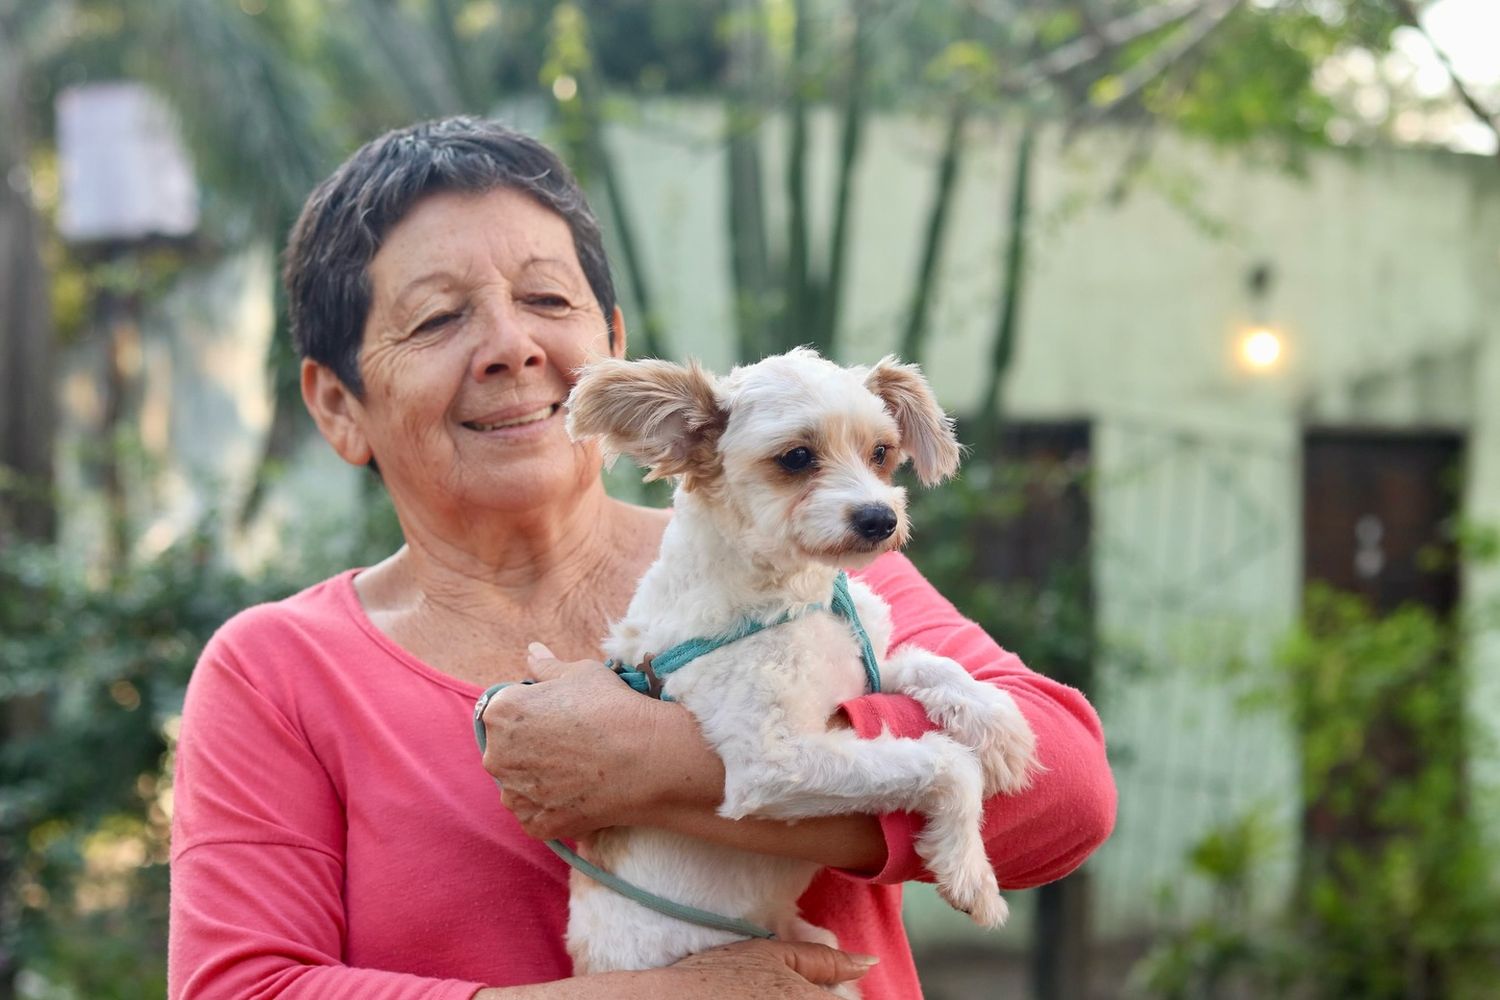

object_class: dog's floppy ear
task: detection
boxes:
[567,357,727,488]
[864,356,961,486]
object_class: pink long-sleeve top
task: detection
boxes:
[168,552,1115,999]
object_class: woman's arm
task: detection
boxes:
[479,657,887,871]
[486,553,1115,885]
[836,552,1116,888]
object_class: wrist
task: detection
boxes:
[629,699,726,819]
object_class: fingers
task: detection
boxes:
[769,941,878,986]
[524,642,601,682]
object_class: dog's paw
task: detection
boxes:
[942,688,1038,798]
[936,863,1009,929]
[913,749,1009,927]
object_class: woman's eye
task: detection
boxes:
[872,445,889,466]
[777,447,815,473]
[414,311,459,334]
[528,294,570,310]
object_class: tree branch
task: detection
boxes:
[996,0,1212,95]
[1073,0,1242,126]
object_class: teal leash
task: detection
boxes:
[470,570,879,942]
[472,687,775,939]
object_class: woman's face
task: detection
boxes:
[341,186,620,521]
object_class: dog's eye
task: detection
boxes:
[872,445,889,466]
[777,447,815,473]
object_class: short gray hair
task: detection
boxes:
[283,117,618,394]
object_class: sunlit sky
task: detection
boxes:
[1402,0,1500,152]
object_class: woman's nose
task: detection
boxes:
[471,302,545,380]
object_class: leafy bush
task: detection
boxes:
[1133,587,1500,1000]
[0,502,398,998]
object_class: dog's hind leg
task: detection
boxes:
[713,727,1007,927]
[882,645,1038,798]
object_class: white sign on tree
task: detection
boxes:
[56,81,198,244]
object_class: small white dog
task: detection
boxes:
[563,348,1037,989]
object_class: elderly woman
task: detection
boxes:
[167,117,1115,999]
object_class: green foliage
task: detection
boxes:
[904,455,1097,692]
[0,508,395,997]
[1130,812,1301,1000]
[1133,586,1500,999]
[1284,587,1500,999]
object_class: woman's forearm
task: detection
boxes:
[630,701,887,872]
[645,800,887,872]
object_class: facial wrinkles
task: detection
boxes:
[347,188,612,531]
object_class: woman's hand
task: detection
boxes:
[668,939,877,994]
[477,643,722,840]
[470,940,874,999]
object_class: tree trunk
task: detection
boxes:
[0,183,57,545]
[818,1,868,357]
[898,98,968,365]
[0,15,55,996]
[0,16,55,546]
[574,52,667,360]
[725,0,772,364]
[238,235,308,528]
[975,123,1035,452]
[782,0,812,354]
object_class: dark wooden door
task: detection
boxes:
[1302,430,1464,615]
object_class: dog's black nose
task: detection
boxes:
[850,504,898,541]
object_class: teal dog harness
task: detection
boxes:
[605,571,881,699]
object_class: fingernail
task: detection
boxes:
[528,642,550,658]
[852,954,879,967]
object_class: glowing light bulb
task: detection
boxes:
[1237,327,1283,372]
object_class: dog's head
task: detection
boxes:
[567,348,960,570]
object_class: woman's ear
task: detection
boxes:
[301,359,373,467]
[609,305,629,359]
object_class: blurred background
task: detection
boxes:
[2,0,1499,997]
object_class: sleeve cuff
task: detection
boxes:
[830,693,940,885]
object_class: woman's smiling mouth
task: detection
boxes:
[462,402,562,432]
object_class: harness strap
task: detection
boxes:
[609,571,880,699]
[472,682,775,940]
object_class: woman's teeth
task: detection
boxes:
[466,404,556,431]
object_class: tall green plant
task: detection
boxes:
[1284,587,1499,999]
[1134,587,1500,999]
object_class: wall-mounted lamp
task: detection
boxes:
[1237,326,1284,371]
[1235,262,1285,375]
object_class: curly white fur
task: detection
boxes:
[563,349,1038,992]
